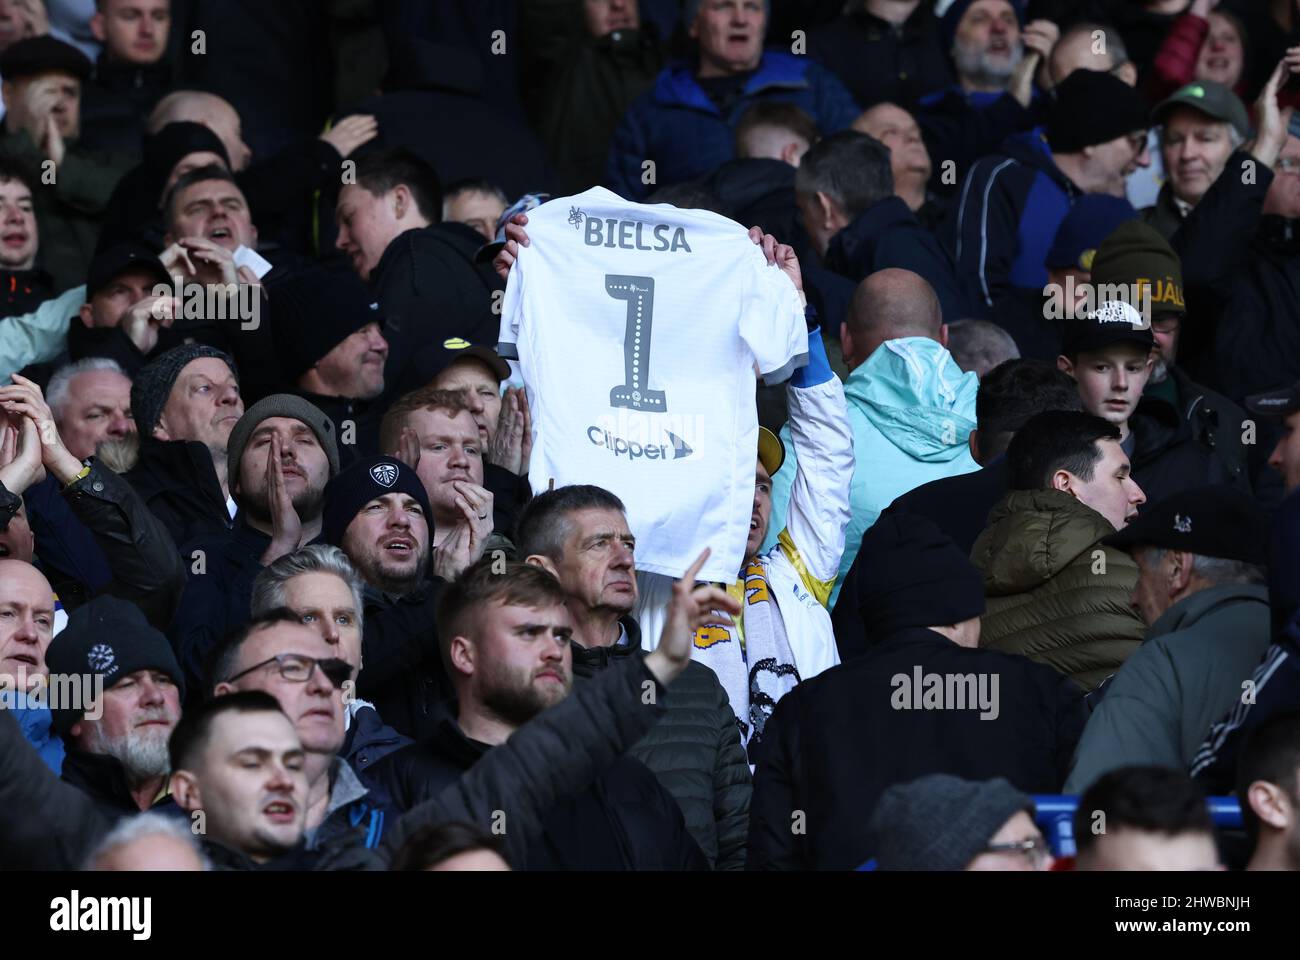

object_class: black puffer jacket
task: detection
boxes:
[571,618,751,870]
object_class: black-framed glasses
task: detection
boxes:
[984,836,1050,869]
[225,653,351,689]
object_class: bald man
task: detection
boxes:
[765,269,979,606]
[149,91,252,170]
[0,558,63,771]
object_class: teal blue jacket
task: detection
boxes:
[765,337,978,606]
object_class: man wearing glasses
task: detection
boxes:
[210,610,396,858]
[863,773,1052,871]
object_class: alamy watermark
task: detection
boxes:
[890,666,1000,720]
[0,669,104,718]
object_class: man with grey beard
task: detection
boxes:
[1087,220,1251,505]
[44,595,186,818]
[916,0,1055,195]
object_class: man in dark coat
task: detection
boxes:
[45,596,186,821]
[808,0,954,111]
[0,36,133,292]
[376,559,714,870]
[519,0,665,194]
[796,130,966,322]
[515,484,751,870]
[77,0,174,156]
[333,148,504,408]
[749,511,1087,870]
[124,343,242,547]
[169,394,340,697]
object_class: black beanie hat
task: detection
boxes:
[142,122,230,203]
[321,456,433,549]
[868,774,1035,870]
[1047,70,1150,154]
[855,510,986,637]
[131,342,238,436]
[268,264,383,383]
[45,596,186,736]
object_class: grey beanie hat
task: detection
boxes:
[867,774,1036,870]
[226,393,341,488]
[130,343,238,436]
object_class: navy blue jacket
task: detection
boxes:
[606,51,860,201]
[825,195,967,322]
[944,130,1081,318]
[916,86,1041,197]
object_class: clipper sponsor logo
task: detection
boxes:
[586,411,702,462]
[584,216,692,253]
[890,666,1000,720]
[50,891,151,941]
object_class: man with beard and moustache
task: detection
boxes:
[376,558,712,870]
[320,455,445,741]
[515,484,751,870]
[915,0,1053,197]
[379,389,498,580]
[45,595,185,819]
[168,395,339,697]
[1086,220,1251,505]
[210,613,396,861]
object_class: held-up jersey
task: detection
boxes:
[499,186,808,582]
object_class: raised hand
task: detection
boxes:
[645,548,741,686]
[432,481,493,581]
[487,386,531,476]
[320,114,379,158]
[492,212,530,282]
[0,374,81,482]
[260,434,304,565]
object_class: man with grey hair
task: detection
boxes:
[794,130,965,321]
[46,356,133,460]
[1065,485,1271,793]
[251,543,412,795]
[1143,80,1251,240]
[84,810,208,871]
[946,319,1021,377]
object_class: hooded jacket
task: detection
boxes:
[971,488,1146,691]
[945,130,1081,318]
[606,51,860,201]
[1065,582,1270,793]
[767,337,978,607]
[824,196,967,323]
[748,626,1087,870]
[571,618,751,870]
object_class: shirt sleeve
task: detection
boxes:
[0,285,85,381]
[737,250,807,385]
[497,243,526,361]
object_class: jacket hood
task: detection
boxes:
[845,337,977,461]
[974,488,1117,594]
[1147,582,1269,641]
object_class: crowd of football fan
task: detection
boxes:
[5,0,1300,872]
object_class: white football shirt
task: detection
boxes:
[499,186,807,582]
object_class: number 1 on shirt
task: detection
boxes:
[606,274,667,412]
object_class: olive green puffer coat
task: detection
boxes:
[971,489,1145,691]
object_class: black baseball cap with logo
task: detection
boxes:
[1245,381,1300,418]
[1152,80,1251,140]
[415,336,510,385]
[1105,484,1267,564]
[1060,299,1155,358]
[86,243,172,299]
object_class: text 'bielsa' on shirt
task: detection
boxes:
[499,186,808,583]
